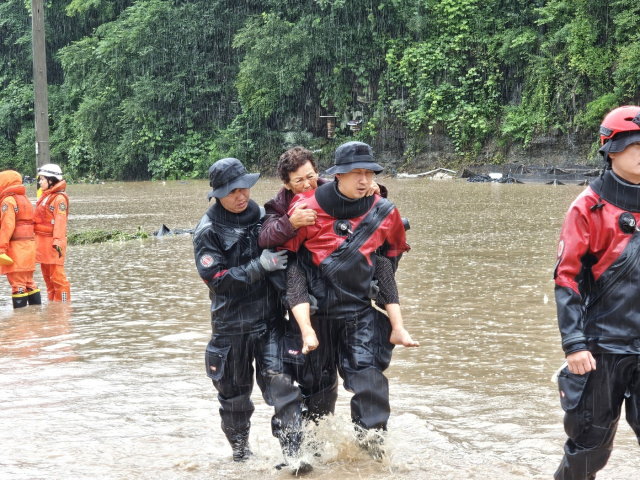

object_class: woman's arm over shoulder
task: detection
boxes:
[259,188,298,248]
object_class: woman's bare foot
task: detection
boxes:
[389,328,419,347]
[302,330,319,354]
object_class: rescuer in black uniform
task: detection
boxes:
[193,158,308,471]
[553,106,640,479]
[282,141,418,458]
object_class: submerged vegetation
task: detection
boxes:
[68,226,149,245]
[1,0,640,178]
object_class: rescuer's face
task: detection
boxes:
[610,142,640,185]
[39,176,50,191]
[219,188,250,213]
[335,169,375,199]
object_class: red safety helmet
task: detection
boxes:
[591,106,640,211]
[599,105,640,146]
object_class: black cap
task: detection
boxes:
[325,141,383,175]
[208,158,260,200]
[599,131,640,157]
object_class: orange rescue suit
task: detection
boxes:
[34,180,69,265]
[0,171,36,275]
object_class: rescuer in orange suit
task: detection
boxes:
[0,170,40,308]
[34,164,70,302]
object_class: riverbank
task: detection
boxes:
[344,131,599,176]
[247,130,601,181]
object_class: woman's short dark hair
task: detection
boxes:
[44,176,60,187]
[277,147,317,183]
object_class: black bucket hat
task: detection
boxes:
[325,141,383,175]
[599,131,640,157]
[208,158,260,200]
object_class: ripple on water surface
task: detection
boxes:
[1,179,639,478]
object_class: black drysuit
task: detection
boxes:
[282,182,410,430]
[193,199,303,455]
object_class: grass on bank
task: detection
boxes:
[68,226,149,245]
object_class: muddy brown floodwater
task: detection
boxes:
[1,179,639,479]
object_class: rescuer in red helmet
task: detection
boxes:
[553,105,640,479]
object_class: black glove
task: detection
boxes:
[259,249,288,272]
[53,245,62,258]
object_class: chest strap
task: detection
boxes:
[319,198,395,280]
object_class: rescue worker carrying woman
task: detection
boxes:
[258,146,392,424]
[282,141,419,458]
[193,158,310,472]
[0,170,40,308]
[554,105,640,479]
[34,164,71,302]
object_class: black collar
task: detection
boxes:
[314,180,374,219]
[206,199,261,227]
[591,170,640,213]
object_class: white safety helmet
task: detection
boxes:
[37,164,63,181]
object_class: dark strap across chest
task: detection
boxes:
[319,198,395,280]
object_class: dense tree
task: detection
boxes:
[0,0,639,179]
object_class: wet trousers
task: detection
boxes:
[284,316,339,421]
[555,354,640,480]
[40,264,70,302]
[6,271,37,295]
[205,321,303,446]
[288,307,394,430]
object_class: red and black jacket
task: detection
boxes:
[259,178,331,249]
[259,178,388,249]
[282,181,409,319]
[555,170,640,355]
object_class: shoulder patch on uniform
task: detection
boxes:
[1,204,7,213]
[557,240,564,258]
[58,203,67,212]
[49,204,55,212]
[200,254,214,268]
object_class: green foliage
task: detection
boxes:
[500,0,618,144]
[0,137,17,170]
[576,93,620,129]
[68,226,148,245]
[13,126,37,174]
[147,131,215,180]
[234,13,313,119]
[53,0,255,179]
[386,0,505,155]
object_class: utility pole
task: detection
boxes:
[31,0,50,169]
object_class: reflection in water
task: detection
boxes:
[0,303,75,362]
[0,179,638,478]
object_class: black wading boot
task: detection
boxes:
[27,289,42,305]
[276,431,312,475]
[356,428,386,461]
[12,294,28,309]
[222,426,252,462]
